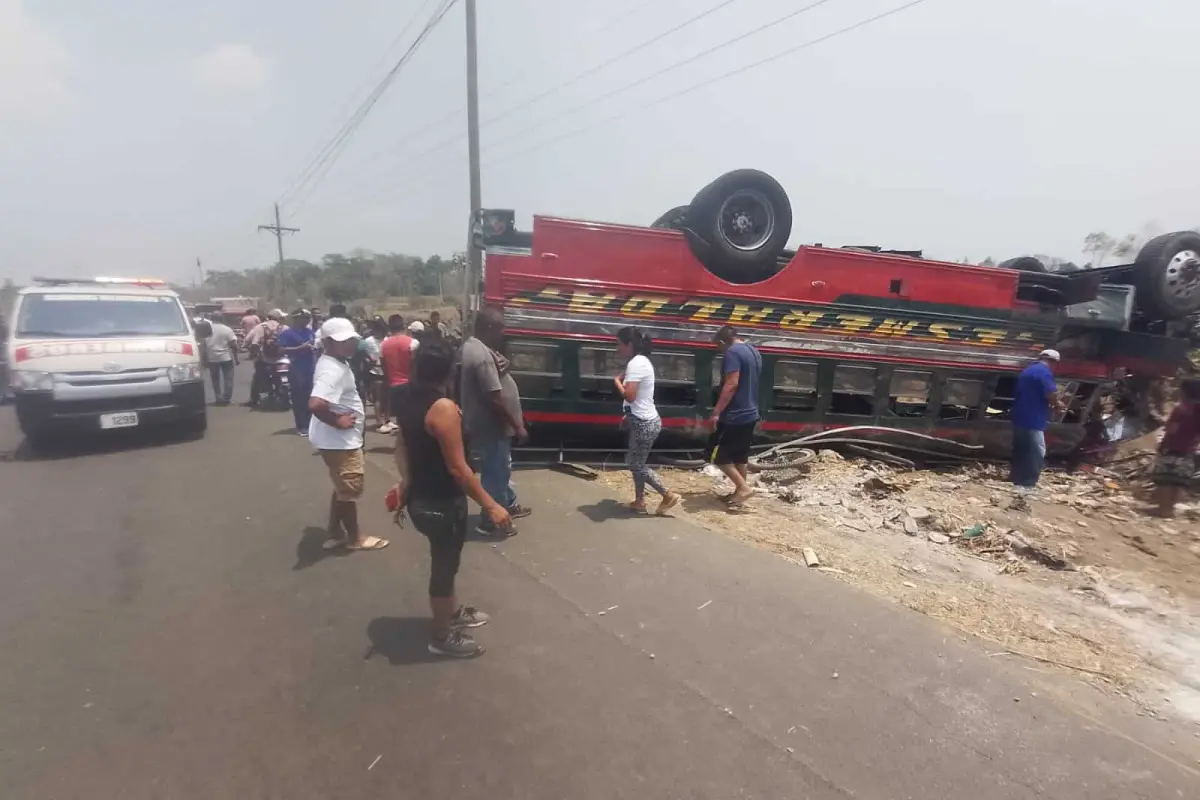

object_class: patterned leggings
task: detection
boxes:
[626,415,667,499]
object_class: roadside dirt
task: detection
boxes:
[596,454,1200,723]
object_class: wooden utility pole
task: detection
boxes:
[462,0,481,329]
[257,203,299,301]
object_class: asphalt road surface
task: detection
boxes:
[0,365,1196,799]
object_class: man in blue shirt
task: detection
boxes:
[1009,349,1065,508]
[279,309,317,435]
[708,325,762,507]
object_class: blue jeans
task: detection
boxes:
[290,370,313,433]
[471,438,517,510]
[1010,426,1046,489]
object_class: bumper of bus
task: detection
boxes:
[13,381,207,435]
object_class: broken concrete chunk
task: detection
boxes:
[903,518,920,536]
[927,532,951,545]
[906,507,932,521]
[803,548,820,567]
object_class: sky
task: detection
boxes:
[1,0,1198,286]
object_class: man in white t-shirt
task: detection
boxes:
[308,317,389,552]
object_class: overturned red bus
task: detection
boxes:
[476,170,1196,456]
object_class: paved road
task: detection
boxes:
[0,365,1196,798]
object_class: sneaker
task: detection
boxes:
[451,606,490,629]
[378,422,397,434]
[297,430,308,437]
[507,504,532,519]
[475,520,517,539]
[428,630,485,658]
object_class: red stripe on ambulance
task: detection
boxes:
[14,339,195,363]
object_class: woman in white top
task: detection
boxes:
[613,327,681,516]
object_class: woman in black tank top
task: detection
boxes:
[393,340,512,659]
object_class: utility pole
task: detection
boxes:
[195,257,204,287]
[462,0,482,330]
[258,203,299,303]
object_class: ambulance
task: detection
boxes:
[5,277,207,445]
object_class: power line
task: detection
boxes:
[276,0,442,208]
[482,0,846,157]
[299,0,742,211]
[304,0,848,210]
[279,0,460,215]
[340,0,934,210]
[317,0,676,185]
[485,0,935,171]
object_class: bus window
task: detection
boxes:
[941,377,983,421]
[508,341,564,398]
[831,364,877,416]
[651,351,698,407]
[888,370,931,418]
[773,360,818,411]
[579,345,620,401]
[988,376,1018,418]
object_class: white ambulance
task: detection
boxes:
[5,277,207,445]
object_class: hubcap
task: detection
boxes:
[1165,249,1200,301]
[717,189,775,252]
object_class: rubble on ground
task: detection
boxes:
[752,448,1199,575]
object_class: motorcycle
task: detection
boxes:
[268,355,291,409]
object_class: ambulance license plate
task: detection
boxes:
[99,412,139,429]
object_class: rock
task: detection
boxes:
[1075,520,1089,528]
[903,518,920,536]
[803,548,820,567]
[928,532,951,545]
[906,506,932,521]
[841,518,867,532]
[817,449,844,462]
[884,509,903,522]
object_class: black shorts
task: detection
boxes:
[708,420,756,465]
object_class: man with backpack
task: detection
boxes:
[245,308,286,408]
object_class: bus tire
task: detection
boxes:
[1133,231,1200,320]
[997,256,1047,273]
[686,169,792,283]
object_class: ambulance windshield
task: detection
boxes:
[16,294,189,338]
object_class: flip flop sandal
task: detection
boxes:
[348,536,390,551]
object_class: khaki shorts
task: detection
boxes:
[321,448,365,501]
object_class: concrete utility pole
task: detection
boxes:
[257,203,299,302]
[462,0,482,329]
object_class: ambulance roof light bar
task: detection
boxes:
[33,276,169,287]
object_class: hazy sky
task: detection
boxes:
[2,0,1197,285]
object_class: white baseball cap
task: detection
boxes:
[408,320,425,333]
[1038,349,1061,361]
[320,317,360,342]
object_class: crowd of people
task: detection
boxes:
[194,302,772,659]
[191,302,1200,657]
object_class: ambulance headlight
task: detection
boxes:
[12,370,55,393]
[167,363,203,384]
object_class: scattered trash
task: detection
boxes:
[962,522,988,539]
[802,548,820,568]
[606,605,619,611]
[368,755,382,771]
[697,600,713,611]
[927,532,951,545]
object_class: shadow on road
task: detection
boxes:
[293,526,350,571]
[576,498,652,523]
[0,428,198,463]
[364,616,440,665]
